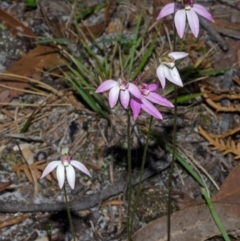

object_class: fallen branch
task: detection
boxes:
[199,16,229,51]
[0,163,169,213]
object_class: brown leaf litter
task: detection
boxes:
[199,79,240,159]
[0,0,239,240]
[199,126,240,160]
[0,8,66,103]
[0,213,29,229]
[0,8,36,38]
[13,160,53,184]
[131,163,240,241]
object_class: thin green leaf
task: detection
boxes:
[75,5,94,20]
[162,85,175,96]
[168,145,205,187]
[25,0,37,7]
[67,65,91,87]
[131,37,157,81]
[83,43,106,75]
[20,109,37,133]
[68,66,105,106]
[67,65,108,110]
[201,188,231,241]
[199,67,230,76]
[72,13,106,76]
[75,2,107,20]
[94,37,132,44]
[64,72,109,119]
[46,224,52,241]
[174,92,203,103]
[180,66,231,81]
[126,11,143,76]
[36,37,70,45]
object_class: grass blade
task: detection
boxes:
[201,188,231,241]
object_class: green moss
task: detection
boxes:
[198,112,212,128]
[2,153,22,168]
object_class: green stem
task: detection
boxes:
[167,86,177,241]
[127,110,133,241]
[167,4,178,240]
[63,183,76,241]
[130,116,153,230]
[201,188,231,241]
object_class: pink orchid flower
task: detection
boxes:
[157,0,214,38]
[40,147,91,189]
[130,79,173,120]
[156,52,188,88]
[96,77,141,109]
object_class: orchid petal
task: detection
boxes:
[186,9,199,37]
[95,80,117,93]
[163,65,176,84]
[146,93,174,107]
[141,98,162,119]
[56,164,65,189]
[193,4,214,22]
[40,161,60,178]
[157,3,175,20]
[71,161,91,177]
[61,147,69,155]
[148,83,159,92]
[156,65,166,89]
[174,9,186,38]
[120,90,130,109]
[109,85,120,108]
[128,83,142,99]
[66,165,76,189]
[130,97,142,120]
[169,67,183,86]
[168,52,188,60]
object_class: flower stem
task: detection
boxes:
[167,3,178,240]
[167,86,177,241]
[130,116,153,230]
[63,183,76,241]
[127,110,133,241]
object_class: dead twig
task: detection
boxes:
[4,134,43,142]
[0,214,29,229]
[0,164,169,213]
[199,16,229,51]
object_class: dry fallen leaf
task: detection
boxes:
[212,163,240,204]
[132,164,240,241]
[199,126,240,160]
[0,8,36,37]
[13,160,54,184]
[0,214,29,229]
[0,45,66,102]
[13,144,39,195]
[132,203,240,241]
